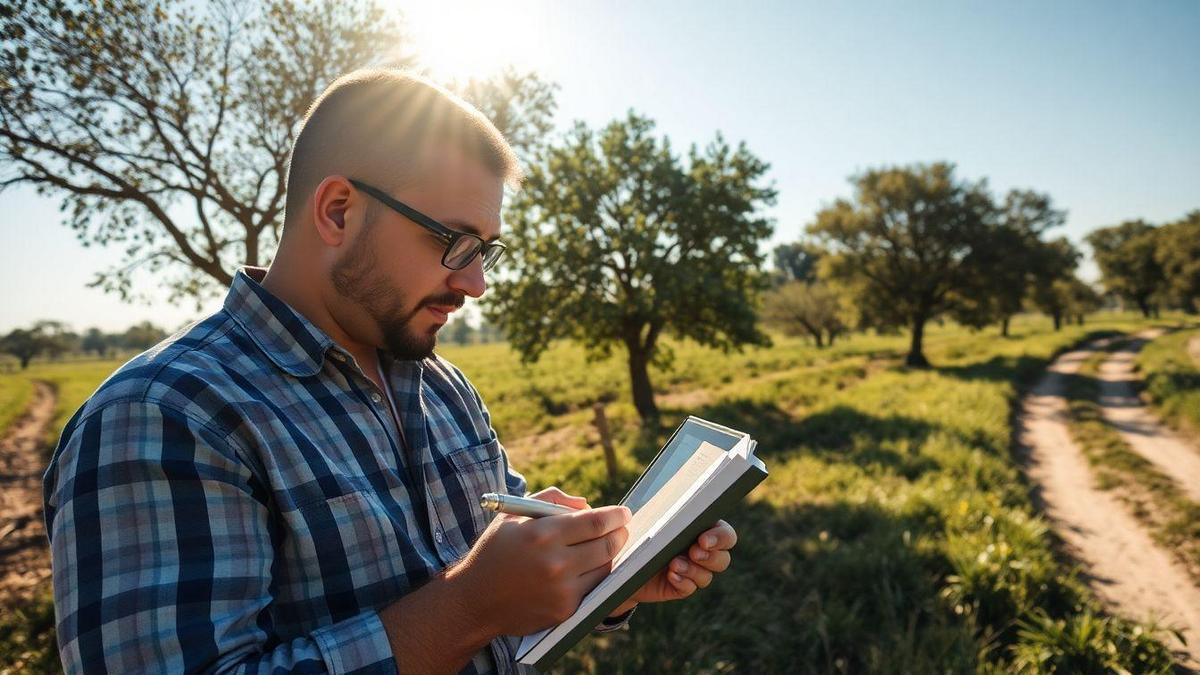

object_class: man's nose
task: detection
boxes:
[447,257,487,298]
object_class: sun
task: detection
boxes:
[396,0,553,82]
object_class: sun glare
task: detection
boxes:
[397,1,553,81]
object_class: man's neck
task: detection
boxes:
[260,258,384,390]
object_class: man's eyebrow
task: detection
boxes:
[444,220,501,243]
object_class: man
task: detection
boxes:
[43,70,737,674]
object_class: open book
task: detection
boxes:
[515,416,768,669]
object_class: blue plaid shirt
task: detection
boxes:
[44,268,560,674]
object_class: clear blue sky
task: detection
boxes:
[2,0,1197,333]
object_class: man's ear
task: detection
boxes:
[311,176,357,247]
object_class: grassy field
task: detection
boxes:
[1137,326,1200,436]
[0,357,132,448]
[1,312,1193,672]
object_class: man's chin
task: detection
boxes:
[383,329,437,361]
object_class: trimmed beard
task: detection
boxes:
[331,220,460,361]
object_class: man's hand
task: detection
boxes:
[607,520,737,617]
[448,487,631,639]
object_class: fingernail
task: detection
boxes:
[693,549,709,561]
[674,560,689,573]
[669,572,683,583]
[704,535,717,548]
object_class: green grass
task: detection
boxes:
[1137,326,1200,436]
[1062,339,1200,585]
[531,313,1185,673]
[0,586,59,675]
[0,373,34,439]
[0,312,1191,672]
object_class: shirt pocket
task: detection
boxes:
[282,489,420,626]
[442,437,506,547]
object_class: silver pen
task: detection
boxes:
[480,492,578,518]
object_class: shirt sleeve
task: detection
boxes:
[43,399,396,675]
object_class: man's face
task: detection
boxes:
[331,154,503,360]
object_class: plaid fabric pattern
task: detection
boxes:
[43,268,540,674]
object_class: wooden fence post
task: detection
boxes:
[592,403,619,480]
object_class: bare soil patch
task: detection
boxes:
[0,381,56,609]
[1019,344,1200,667]
[1098,329,1200,502]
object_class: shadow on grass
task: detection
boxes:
[936,355,1050,387]
[936,330,1127,390]
[648,400,943,481]
[559,498,980,674]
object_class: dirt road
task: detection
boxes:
[1019,342,1200,667]
[1097,329,1200,502]
[0,381,56,608]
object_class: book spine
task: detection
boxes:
[529,464,768,670]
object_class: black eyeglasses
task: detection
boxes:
[349,178,507,272]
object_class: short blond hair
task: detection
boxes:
[284,69,521,224]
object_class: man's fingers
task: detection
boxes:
[688,544,731,572]
[699,520,737,551]
[575,561,614,597]
[548,505,631,545]
[569,524,629,572]
[667,568,698,596]
[671,556,713,589]
[529,486,590,509]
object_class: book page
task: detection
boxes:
[612,441,727,567]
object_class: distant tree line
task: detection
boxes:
[1086,212,1200,317]
[763,163,1104,366]
[441,317,506,347]
[0,321,168,369]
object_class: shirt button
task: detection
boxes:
[434,529,444,544]
[370,392,383,404]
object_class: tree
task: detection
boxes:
[771,242,820,286]
[951,190,1068,336]
[486,113,776,421]
[1154,210,1200,314]
[1028,238,1084,330]
[808,162,997,367]
[1086,221,1165,317]
[445,316,474,346]
[1061,277,1103,325]
[121,321,168,350]
[762,281,847,348]
[0,320,70,368]
[452,67,559,162]
[82,328,110,358]
[475,318,504,344]
[1,0,408,304]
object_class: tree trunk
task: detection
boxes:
[811,329,824,348]
[1001,316,1010,337]
[905,316,930,368]
[1137,299,1150,318]
[625,343,659,422]
[1053,312,1062,331]
[19,355,32,369]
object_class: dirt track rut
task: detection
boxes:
[1019,343,1200,667]
[1097,329,1200,502]
[0,380,56,608]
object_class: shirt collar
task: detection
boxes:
[222,267,337,378]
